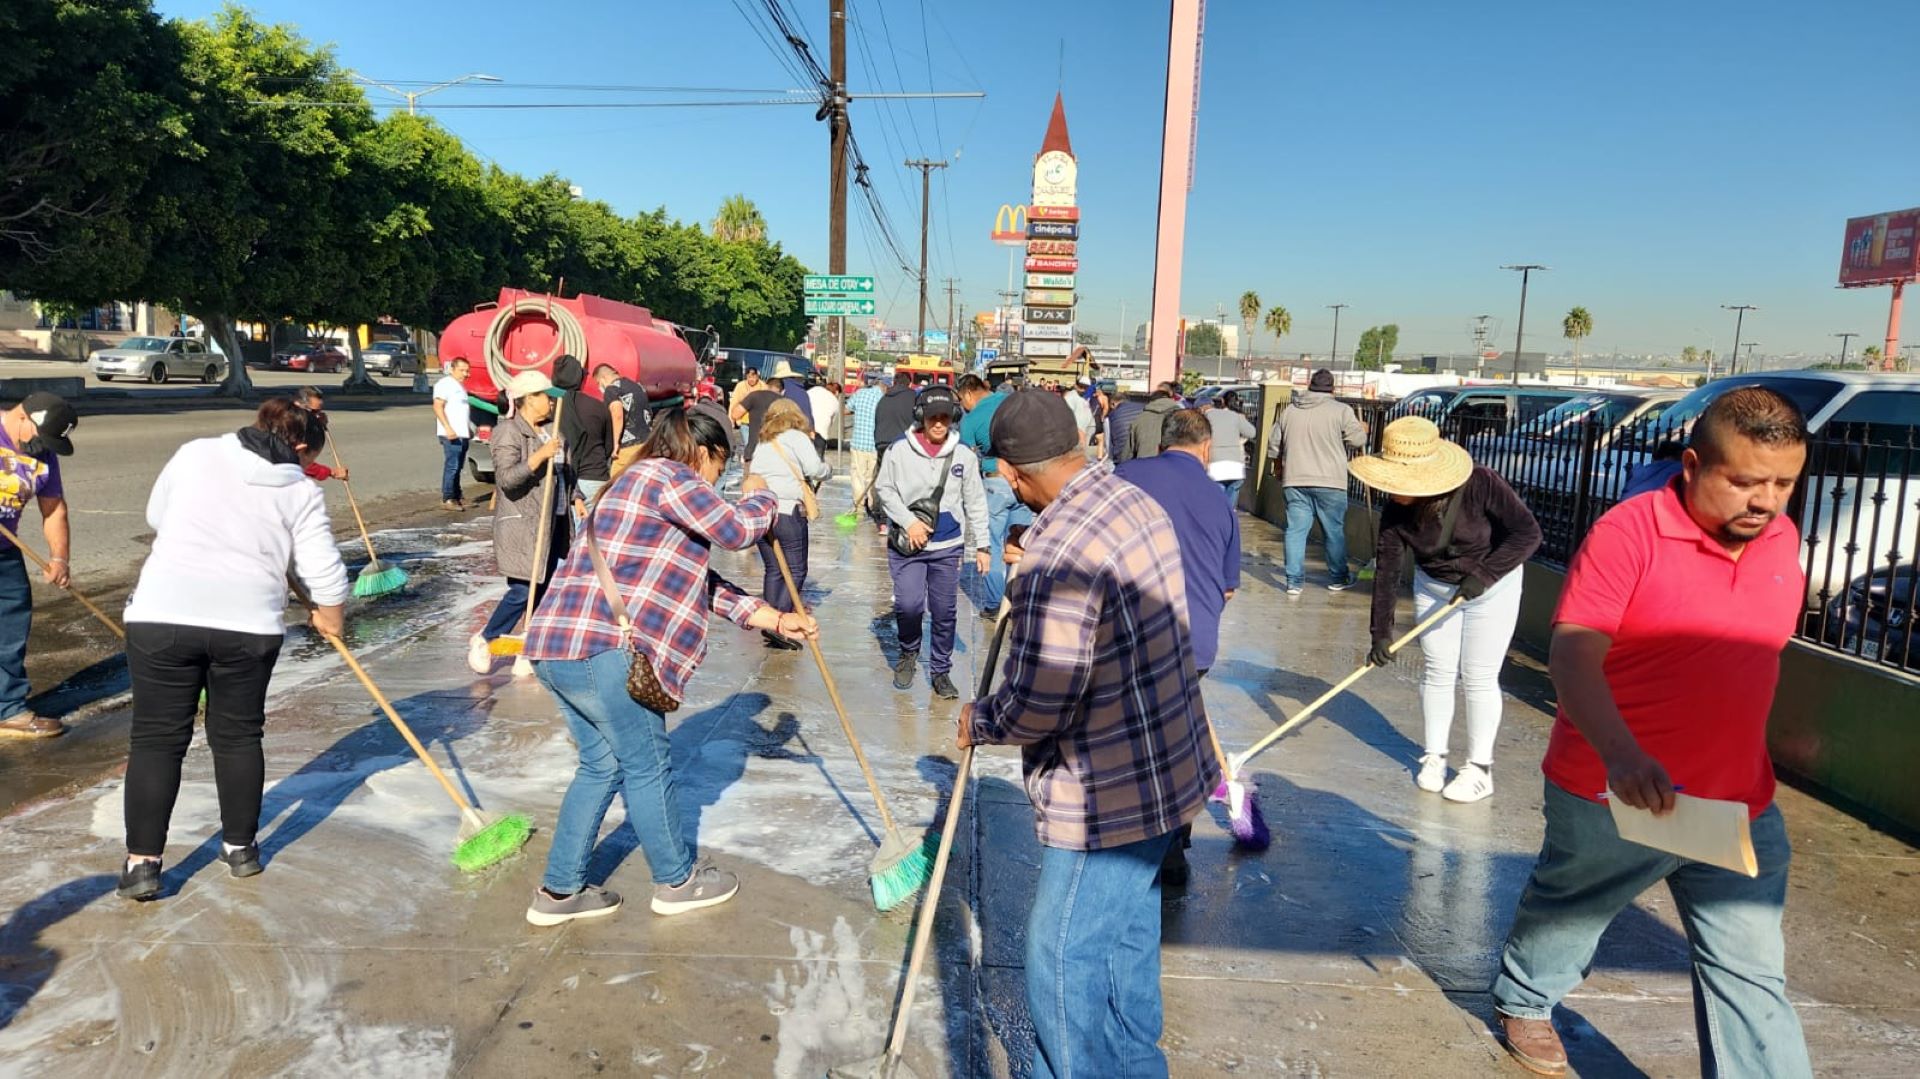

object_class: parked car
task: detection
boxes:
[1818,565,1915,671]
[1436,385,1583,441]
[1387,386,1461,420]
[361,340,420,377]
[287,344,347,373]
[712,348,814,398]
[88,335,228,384]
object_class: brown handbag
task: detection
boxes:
[769,438,821,521]
[579,506,680,713]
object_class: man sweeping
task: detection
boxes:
[960,390,1216,1077]
[0,392,78,740]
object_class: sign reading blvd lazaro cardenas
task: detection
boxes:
[1024,93,1079,371]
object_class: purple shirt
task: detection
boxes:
[0,422,62,552]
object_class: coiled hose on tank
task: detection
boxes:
[482,296,588,391]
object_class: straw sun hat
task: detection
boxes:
[1348,416,1474,498]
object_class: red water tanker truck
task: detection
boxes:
[439,288,705,483]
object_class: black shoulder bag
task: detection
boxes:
[888,450,952,558]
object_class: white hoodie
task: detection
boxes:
[125,433,350,636]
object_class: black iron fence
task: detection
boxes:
[1342,400,1919,675]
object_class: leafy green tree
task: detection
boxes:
[1863,344,1883,369]
[1238,290,1260,358]
[1353,324,1399,370]
[1184,321,1226,357]
[1562,306,1593,378]
[1681,345,1700,366]
[711,194,767,244]
[1179,368,1205,396]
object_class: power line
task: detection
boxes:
[252,98,820,111]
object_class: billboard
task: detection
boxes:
[1024,289,1074,307]
[1025,256,1078,273]
[1029,204,1079,222]
[1024,339,1073,358]
[1033,150,1077,207]
[1026,239,1076,257]
[1026,273,1075,289]
[1028,221,1079,240]
[991,204,1028,246]
[1025,306,1073,324]
[1840,208,1920,286]
[1024,323,1074,341]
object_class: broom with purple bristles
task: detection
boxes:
[1203,715,1270,850]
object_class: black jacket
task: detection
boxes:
[874,385,918,448]
[1369,466,1542,639]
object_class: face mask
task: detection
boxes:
[20,436,56,459]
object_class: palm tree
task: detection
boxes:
[1562,306,1594,382]
[1238,290,1261,362]
[1863,344,1884,370]
[1263,305,1292,359]
[711,194,766,243]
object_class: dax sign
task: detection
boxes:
[1025,272,1075,289]
[991,204,1028,246]
[1024,288,1075,307]
[1025,256,1078,274]
[1023,323,1074,341]
[1024,306,1074,324]
[1023,339,1073,358]
[1028,220,1079,240]
[1026,239,1076,257]
[1028,204,1079,222]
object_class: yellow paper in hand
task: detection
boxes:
[1605,790,1758,877]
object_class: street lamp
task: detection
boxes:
[1834,331,1859,368]
[1326,303,1348,370]
[1501,265,1548,383]
[352,72,502,115]
[1720,304,1757,381]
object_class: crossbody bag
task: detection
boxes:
[887,449,952,558]
[579,507,680,713]
[769,439,821,521]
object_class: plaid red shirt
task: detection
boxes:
[967,462,1218,850]
[525,458,776,700]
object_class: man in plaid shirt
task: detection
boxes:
[960,390,1216,1078]
[845,376,884,517]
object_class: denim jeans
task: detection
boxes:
[535,649,694,892]
[981,474,1032,611]
[888,545,961,674]
[439,436,468,502]
[1493,782,1811,1078]
[0,549,33,721]
[1218,478,1243,509]
[1028,831,1176,1079]
[1282,486,1351,587]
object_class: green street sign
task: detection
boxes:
[803,274,876,295]
[804,296,877,316]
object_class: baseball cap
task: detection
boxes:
[505,371,556,399]
[20,392,78,456]
[918,385,962,420]
[989,390,1079,466]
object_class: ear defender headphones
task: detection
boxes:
[913,385,961,426]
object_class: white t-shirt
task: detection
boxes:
[434,375,472,439]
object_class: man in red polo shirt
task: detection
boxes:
[1492,386,1814,1078]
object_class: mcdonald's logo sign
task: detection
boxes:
[991,204,1028,246]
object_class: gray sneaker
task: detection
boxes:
[651,860,740,915]
[892,651,918,690]
[525,884,623,927]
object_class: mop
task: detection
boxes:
[828,578,1018,1079]
[768,544,933,911]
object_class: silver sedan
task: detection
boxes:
[88,336,228,384]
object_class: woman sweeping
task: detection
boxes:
[746,399,830,651]
[468,372,570,677]
[117,399,350,900]
[520,410,816,925]
[1351,416,1541,803]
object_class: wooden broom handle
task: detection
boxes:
[516,394,567,639]
[0,520,124,640]
[1230,595,1465,775]
[327,439,380,563]
[321,632,485,831]
[769,541,897,834]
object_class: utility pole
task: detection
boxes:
[904,158,948,353]
[1720,304,1757,382]
[1834,331,1858,368]
[826,0,848,386]
[944,278,960,365]
[1740,341,1759,374]
[998,288,1020,360]
[1472,313,1492,377]
[1501,264,1548,383]
[1327,303,1348,370]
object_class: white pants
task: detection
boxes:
[1413,565,1524,766]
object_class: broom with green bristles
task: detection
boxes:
[327,440,408,599]
[769,543,933,911]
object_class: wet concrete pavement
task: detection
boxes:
[2,477,1917,1077]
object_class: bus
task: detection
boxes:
[893,353,956,388]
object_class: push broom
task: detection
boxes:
[1225,595,1465,781]
[488,392,568,662]
[327,440,408,599]
[292,579,530,871]
[829,577,1018,1079]
[769,543,933,911]
[0,521,126,641]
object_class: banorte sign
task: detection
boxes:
[991,204,1028,247]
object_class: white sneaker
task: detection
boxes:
[1416,753,1448,793]
[511,655,535,678]
[467,634,493,675]
[1442,762,1493,803]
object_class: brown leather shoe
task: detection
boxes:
[0,711,66,739]
[1498,1013,1568,1075]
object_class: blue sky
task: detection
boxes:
[158,0,1920,360]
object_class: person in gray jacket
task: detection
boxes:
[1124,382,1184,462]
[874,390,990,699]
[1266,369,1367,594]
[471,371,571,675]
